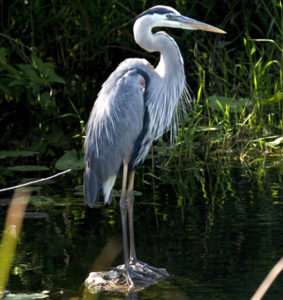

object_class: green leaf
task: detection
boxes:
[0,47,9,64]
[8,79,26,87]
[133,190,142,196]
[29,195,54,206]
[45,69,65,84]
[0,57,19,76]
[32,55,47,73]
[196,126,218,132]
[0,151,38,159]
[18,64,38,78]
[73,185,84,196]
[265,136,283,148]
[32,55,65,84]
[55,149,85,170]
[39,91,51,106]
[4,292,49,299]
[267,91,283,103]
[8,165,49,172]
[207,96,252,113]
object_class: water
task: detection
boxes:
[0,167,282,299]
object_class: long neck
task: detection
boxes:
[133,17,187,144]
[133,18,184,78]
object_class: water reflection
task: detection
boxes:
[83,276,193,300]
[0,167,282,299]
[0,188,30,293]
[126,294,138,300]
[90,235,123,272]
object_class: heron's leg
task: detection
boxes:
[120,160,130,270]
[127,171,168,280]
[119,164,155,286]
[118,163,168,285]
[127,170,137,263]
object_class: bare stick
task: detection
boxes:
[0,169,72,192]
[251,257,283,300]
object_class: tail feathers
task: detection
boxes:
[84,168,117,207]
[83,167,101,208]
[103,175,116,205]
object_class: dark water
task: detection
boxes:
[0,167,282,299]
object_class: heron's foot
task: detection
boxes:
[131,259,170,279]
[112,264,158,289]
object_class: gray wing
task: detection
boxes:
[84,68,146,207]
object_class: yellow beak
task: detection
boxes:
[174,15,226,34]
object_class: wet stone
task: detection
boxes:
[85,264,169,294]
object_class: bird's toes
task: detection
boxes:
[111,264,159,287]
[133,260,169,278]
[129,268,157,284]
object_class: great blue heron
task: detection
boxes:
[84,5,225,287]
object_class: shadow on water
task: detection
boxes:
[0,166,282,299]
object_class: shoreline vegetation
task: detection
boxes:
[0,0,282,193]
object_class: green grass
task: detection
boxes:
[148,0,283,199]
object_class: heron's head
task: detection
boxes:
[135,5,226,34]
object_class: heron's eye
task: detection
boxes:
[166,14,172,19]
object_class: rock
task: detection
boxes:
[107,270,119,279]
[85,264,169,294]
